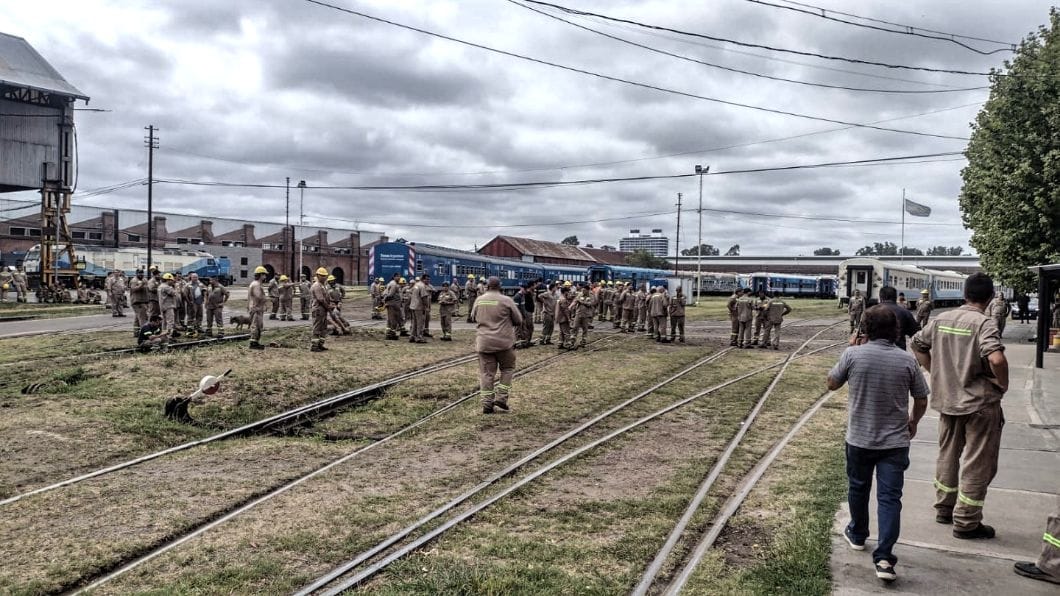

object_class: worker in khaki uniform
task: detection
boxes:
[555,283,573,350]
[400,278,412,332]
[649,287,669,342]
[204,277,229,337]
[13,266,28,303]
[110,271,127,317]
[297,275,311,320]
[736,288,755,348]
[915,288,933,329]
[326,276,352,335]
[572,284,595,349]
[622,283,638,332]
[310,268,332,352]
[129,270,150,332]
[182,273,204,334]
[409,274,431,343]
[276,275,294,321]
[174,273,187,330]
[726,290,740,346]
[1014,505,1060,585]
[849,289,866,333]
[370,277,384,320]
[911,272,1008,540]
[635,285,648,332]
[538,282,556,345]
[464,274,479,323]
[751,290,768,346]
[759,292,792,350]
[247,266,268,350]
[597,281,609,322]
[383,273,403,340]
[612,283,625,329]
[437,281,458,341]
[472,276,523,414]
[158,273,179,337]
[267,275,280,320]
[988,292,1009,336]
[669,287,686,343]
[146,268,161,319]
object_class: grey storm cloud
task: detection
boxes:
[0,0,1049,255]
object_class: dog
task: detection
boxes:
[229,314,252,331]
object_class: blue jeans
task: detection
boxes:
[846,443,910,565]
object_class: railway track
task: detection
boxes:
[293,324,845,595]
[63,332,631,594]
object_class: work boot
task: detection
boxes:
[954,524,995,540]
[269,313,277,320]
[216,333,224,339]
[494,401,509,411]
[679,337,685,343]
[1014,562,1060,585]
[400,330,409,337]
[935,513,953,524]
[423,332,433,338]
[248,341,265,350]
[310,344,326,352]
[482,406,495,414]
[441,335,452,342]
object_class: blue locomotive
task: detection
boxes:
[369,242,585,293]
[23,244,231,288]
[587,264,671,287]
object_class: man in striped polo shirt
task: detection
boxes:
[828,306,929,582]
[912,272,1008,540]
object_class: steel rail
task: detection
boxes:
[2,352,479,507]
[69,334,626,594]
[308,332,845,594]
[663,389,838,595]
[633,322,843,595]
[294,346,735,596]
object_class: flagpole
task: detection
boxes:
[901,188,905,264]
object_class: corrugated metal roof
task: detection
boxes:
[0,32,88,100]
[496,235,595,262]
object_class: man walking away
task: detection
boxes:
[911,272,1008,540]
[828,306,929,583]
[878,286,919,351]
[247,266,268,350]
[760,292,792,350]
[989,291,1010,336]
[915,289,933,329]
[1014,505,1060,585]
[849,289,865,333]
[438,281,458,341]
[471,276,522,414]
[669,287,686,343]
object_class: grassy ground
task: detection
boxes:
[0,301,107,320]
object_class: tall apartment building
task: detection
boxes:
[619,228,669,257]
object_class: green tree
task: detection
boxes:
[813,247,840,255]
[724,244,740,256]
[960,9,1060,292]
[900,246,924,256]
[560,235,579,246]
[626,249,669,269]
[926,246,965,256]
[681,243,719,256]
[854,242,899,256]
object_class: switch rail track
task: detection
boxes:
[295,324,844,595]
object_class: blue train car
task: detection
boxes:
[369,242,584,294]
[816,275,838,299]
[748,272,820,297]
[23,244,230,288]
[587,264,669,287]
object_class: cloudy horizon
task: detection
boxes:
[0,0,1049,256]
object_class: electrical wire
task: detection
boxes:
[522,0,994,76]
[762,0,1015,48]
[152,151,965,192]
[744,0,1013,55]
[507,0,988,94]
[302,0,969,141]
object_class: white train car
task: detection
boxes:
[838,258,966,307]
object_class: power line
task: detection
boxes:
[153,151,965,192]
[523,0,993,76]
[303,0,969,141]
[744,0,1013,55]
[764,0,1015,48]
[508,0,988,94]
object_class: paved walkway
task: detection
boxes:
[831,322,1060,594]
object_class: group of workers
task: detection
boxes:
[122,268,231,350]
[0,265,29,303]
[725,288,794,349]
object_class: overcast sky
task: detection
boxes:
[0,0,1050,255]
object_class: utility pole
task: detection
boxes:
[297,180,306,280]
[900,188,906,264]
[674,192,682,276]
[695,165,709,305]
[285,176,293,277]
[144,125,158,272]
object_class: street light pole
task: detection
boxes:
[695,165,709,305]
[297,180,306,279]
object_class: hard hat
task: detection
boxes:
[377,277,383,282]
[606,281,612,285]
[254,266,268,275]
[316,267,328,276]
[563,281,572,287]
[162,273,174,280]
[327,275,336,282]
[468,274,475,279]
[399,277,407,284]
[1,284,7,291]
[279,275,288,281]
[921,289,930,295]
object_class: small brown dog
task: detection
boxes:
[229,314,252,331]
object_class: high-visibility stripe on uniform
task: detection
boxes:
[480,390,495,396]
[496,383,511,392]
[477,300,499,306]
[958,492,985,507]
[934,479,958,493]
[1044,532,1060,549]
[938,325,973,336]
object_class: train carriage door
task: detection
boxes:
[847,266,872,299]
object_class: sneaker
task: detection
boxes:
[1014,561,1060,585]
[954,524,995,540]
[844,526,866,551]
[875,561,897,582]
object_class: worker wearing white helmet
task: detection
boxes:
[247,266,269,350]
[309,267,332,352]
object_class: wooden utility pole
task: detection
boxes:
[674,192,682,276]
[145,125,158,271]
